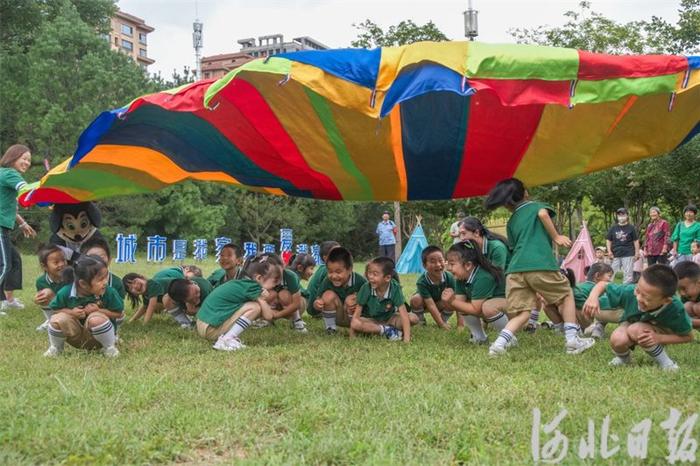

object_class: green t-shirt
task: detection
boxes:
[178,276,214,307]
[207,267,244,288]
[506,201,559,274]
[455,266,505,300]
[197,278,262,327]
[0,168,26,229]
[415,271,456,303]
[108,272,126,299]
[671,221,700,255]
[290,268,309,299]
[483,238,510,270]
[317,271,367,302]
[144,278,173,302]
[49,283,124,325]
[275,268,301,294]
[306,264,327,314]
[153,267,185,281]
[573,281,613,310]
[357,279,405,321]
[606,283,692,335]
[35,273,65,294]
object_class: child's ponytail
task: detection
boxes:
[484,178,526,210]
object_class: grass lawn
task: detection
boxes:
[1,255,698,465]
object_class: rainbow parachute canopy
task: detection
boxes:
[19,41,700,206]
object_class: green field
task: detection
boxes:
[0,255,698,465]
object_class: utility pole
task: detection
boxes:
[192,1,203,80]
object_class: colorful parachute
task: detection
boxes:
[19,41,700,206]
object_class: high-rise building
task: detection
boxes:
[108,9,155,69]
[199,34,329,80]
[237,34,329,58]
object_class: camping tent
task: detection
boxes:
[561,223,595,282]
[396,224,428,274]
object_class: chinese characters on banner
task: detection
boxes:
[532,407,697,463]
[116,229,319,264]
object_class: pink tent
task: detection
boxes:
[562,223,595,283]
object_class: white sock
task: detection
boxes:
[322,311,337,330]
[493,329,514,348]
[614,349,631,361]
[47,324,65,351]
[167,307,192,326]
[379,325,387,335]
[224,316,252,339]
[485,312,509,332]
[90,320,116,348]
[464,315,487,341]
[292,310,301,321]
[645,345,674,367]
[529,309,539,325]
[42,308,54,320]
[563,323,580,343]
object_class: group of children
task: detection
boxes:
[30,178,698,371]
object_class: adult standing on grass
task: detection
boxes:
[376,210,397,262]
[0,145,37,315]
[606,207,639,284]
[670,205,700,263]
[644,207,670,266]
[449,211,465,244]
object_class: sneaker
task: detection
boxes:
[43,346,62,357]
[566,336,595,355]
[325,327,338,335]
[212,335,243,351]
[525,321,539,333]
[590,322,605,340]
[488,343,507,357]
[292,319,308,333]
[383,326,403,341]
[180,322,195,330]
[469,335,489,345]
[0,301,7,313]
[506,335,518,348]
[660,362,680,372]
[36,320,49,332]
[6,299,24,310]
[608,356,631,367]
[102,346,120,358]
[251,319,272,329]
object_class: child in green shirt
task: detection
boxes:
[196,255,280,351]
[485,178,595,356]
[305,240,340,316]
[313,247,366,334]
[584,264,693,371]
[410,246,459,330]
[45,255,124,358]
[443,241,510,346]
[674,261,700,329]
[34,244,67,331]
[207,244,244,287]
[352,257,417,342]
[252,253,308,333]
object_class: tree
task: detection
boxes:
[351,19,448,48]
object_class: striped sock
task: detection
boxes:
[528,309,540,325]
[47,324,65,351]
[493,329,514,348]
[644,345,673,367]
[90,320,116,348]
[292,310,301,321]
[485,312,509,332]
[464,315,487,341]
[225,316,252,339]
[321,311,337,330]
[564,323,580,343]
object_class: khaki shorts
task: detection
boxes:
[196,304,258,342]
[52,312,109,350]
[507,271,571,313]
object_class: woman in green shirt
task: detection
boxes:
[0,144,37,314]
[671,205,700,263]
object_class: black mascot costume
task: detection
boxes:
[49,202,104,263]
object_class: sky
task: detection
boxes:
[115,0,682,78]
